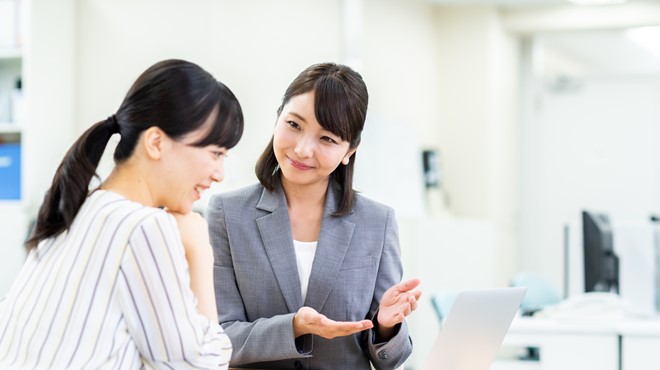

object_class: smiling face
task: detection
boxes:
[156,113,227,214]
[272,91,356,191]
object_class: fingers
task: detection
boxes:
[314,318,374,339]
[327,319,373,332]
[356,319,375,330]
[296,307,374,339]
[395,278,421,292]
[377,288,422,328]
[383,280,422,307]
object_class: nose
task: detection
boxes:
[294,135,314,159]
[211,162,224,183]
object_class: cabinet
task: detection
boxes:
[493,318,620,370]
[0,0,25,201]
[620,320,660,370]
[493,317,660,370]
[0,0,77,297]
[0,0,28,297]
[0,49,23,201]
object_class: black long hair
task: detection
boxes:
[255,62,368,216]
[26,59,244,249]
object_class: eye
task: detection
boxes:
[287,120,301,130]
[321,136,338,144]
[211,150,226,159]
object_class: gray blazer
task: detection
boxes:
[207,181,413,370]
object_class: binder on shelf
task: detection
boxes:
[0,142,20,200]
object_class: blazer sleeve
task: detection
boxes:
[207,195,310,365]
[363,207,413,370]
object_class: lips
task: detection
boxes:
[194,185,209,200]
[288,157,312,170]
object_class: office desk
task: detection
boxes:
[619,320,660,370]
[493,317,620,370]
[492,316,660,370]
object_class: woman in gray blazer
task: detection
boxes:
[207,62,421,370]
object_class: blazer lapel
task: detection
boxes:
[255,185,304,313]
[304,184,355,311]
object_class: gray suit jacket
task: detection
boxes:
[207,181,412,370]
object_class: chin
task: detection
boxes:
[165,203,193,214]
[179,204,194,214]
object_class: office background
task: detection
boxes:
[1,0,660,368]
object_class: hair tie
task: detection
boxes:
[106,115,120,134]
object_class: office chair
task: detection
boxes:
[430,290,459,321]
[510,271,560,316]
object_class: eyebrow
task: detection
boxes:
[288,112,307,123]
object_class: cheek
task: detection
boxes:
[320,148,348,168]
[273,127,296,149]
[190,154,217,178]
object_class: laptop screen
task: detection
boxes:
[421,287,526,370]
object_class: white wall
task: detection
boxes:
[24,0,76,214]
[0,0,76,296]
[508,3,660,296]
[353,0,441,219]
[361,0,440,148]
[519,72,660,294]
[76,0,343,195]
[433,7,520,286]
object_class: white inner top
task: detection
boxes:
[293,240,318,303]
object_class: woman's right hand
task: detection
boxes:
[293,306,373,339]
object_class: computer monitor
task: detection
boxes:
[582,210,619,293]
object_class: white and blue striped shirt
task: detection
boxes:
[0,190,231,369]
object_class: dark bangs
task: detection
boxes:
[189,82,244,149]
[313,74,365,148]
[118,61,244,152]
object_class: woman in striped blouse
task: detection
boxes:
[0,59,243,370]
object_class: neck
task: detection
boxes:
[101,162,156,207]
[280,176,328,211]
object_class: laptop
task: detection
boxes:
[421,287,526,370]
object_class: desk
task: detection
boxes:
[492,316,660,370]
[619,320,660,370]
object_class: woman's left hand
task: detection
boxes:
[376,278,422,340]
[169,210,217,321]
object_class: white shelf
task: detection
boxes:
[0,48,22,60]
[0,123,22,134]
[0,200,25,210]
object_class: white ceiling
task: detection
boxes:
[540,30,660,76]
[426,0,660,75]
[428,0,566,7]
[427,0,657,8]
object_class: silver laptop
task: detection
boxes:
[421,287,526,370]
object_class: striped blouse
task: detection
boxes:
[0,190,231,370]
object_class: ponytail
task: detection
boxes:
[26,59,244,249]
[26,117,119,249]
